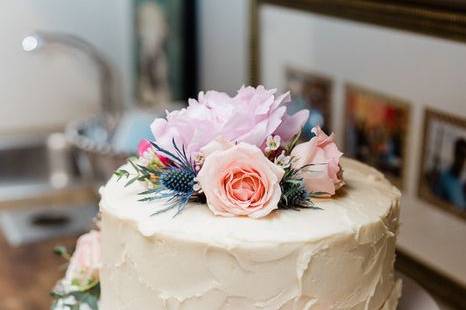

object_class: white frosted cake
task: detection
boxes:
[51,86,402,310]
[99,158,401,310]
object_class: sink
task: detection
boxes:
[0,132,97,209]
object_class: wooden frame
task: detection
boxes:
[133,0,198,103]
[250,0,466,85]
[418,108,466,221]
[343,84,411,190]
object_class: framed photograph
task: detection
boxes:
[344,85,410,188]
[250,1,466,306]
[250,0,466,84]
[134,0,197,106]
[285,68,333,138]
[418,109,466,219]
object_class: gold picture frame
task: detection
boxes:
[343,84,411,190]
[249,1,466,306]
[418,108,466,221]
[250,0,466,85]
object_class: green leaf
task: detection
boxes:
[53,246,70,260]
[285,131,301,153]
[125,176,139,187]
[114,169,129,181]
[138,196,158,202]
[138,188,160,195]
[128,159,139,171]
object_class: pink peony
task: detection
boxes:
[150,90,229,158]
[291,126,344,196]
[221,86,287,146]
[150,86,308,158]
[274,109,310,144]
[65,230,101,288]
[197,142,284,218]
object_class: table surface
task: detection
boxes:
[0,233,78,310]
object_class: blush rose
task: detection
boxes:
[197,142,284,218]
[291,126,344,196]
[65,230,101,289]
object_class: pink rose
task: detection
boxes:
[291,126,344,196]
[197,142,284,218]
[137,139,152,157]
[137,139,170,166]
[65,230,101,288]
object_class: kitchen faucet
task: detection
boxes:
[22,31,117,114]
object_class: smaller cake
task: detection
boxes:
[50,85,402,310]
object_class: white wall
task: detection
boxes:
[260,4,466,286]
[198,0,249,95]
[0,0,250,134]
[0,0,133,134]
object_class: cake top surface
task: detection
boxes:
[100,158,400,246]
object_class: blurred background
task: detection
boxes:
[0,0,464,309]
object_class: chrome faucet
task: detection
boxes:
[22,31,117,114]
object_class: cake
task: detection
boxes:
[99,158,401,310]
[51,86,402,310]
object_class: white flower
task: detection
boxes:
[274,150,291,168]
[194,152,205,171]
[192,177,202,192]
[138,148,157,166]
[265,135,281,153]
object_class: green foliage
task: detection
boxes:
[278,162,322,210]
[53,246,71,260]
[51,283,100,310]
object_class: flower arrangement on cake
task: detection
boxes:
[115,85,344,218]
[51,85,345,309]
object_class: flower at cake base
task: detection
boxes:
[197,142,284,218]
[291,126,344,197]
[64,230,101,291]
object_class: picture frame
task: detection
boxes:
[134,0,197,106]
[344,84,410,189]
[285,68,333,137]
[418,109,466,220]
[250,0,466,85]
[250,1,466,307]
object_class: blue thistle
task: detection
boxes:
[278,161,323,210]
[160,168,195,194]
[132,139,199,217]
[285,183,309,206]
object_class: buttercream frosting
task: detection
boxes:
[99,158,401,309]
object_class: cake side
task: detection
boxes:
[99,158,401,310]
